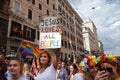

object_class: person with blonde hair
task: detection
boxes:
[7,56,26,80]
[23,63,36,80]
[36,48,61,80]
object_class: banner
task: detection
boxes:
[39,32,61,49]
[39,17,62,33]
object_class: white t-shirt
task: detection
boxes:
[56,69,60,80]
[18,75,27,80]
[36,64,56,80]
[73,73,83,80]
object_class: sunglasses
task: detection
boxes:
[100,67,113,73]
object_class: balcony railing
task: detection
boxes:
[8,7,27,20]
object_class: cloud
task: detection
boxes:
[68,0,120,56]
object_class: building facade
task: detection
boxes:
[98,40,104,54]
[56,0,84,61]
[0,0,10,55]
[82,18,99,55]
[7,0,41,54]
[0,0,84,61]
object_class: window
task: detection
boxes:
[0,31,1,37]
[37,31,39,40]
[53,4,55,10]
[58,0,61,3]
[28,9,32,20]
[10,21,22,38]
[58,6,61,12]
[38,16,42,23]
[46,0,49,5]
[47,10,49,16]
[65,41,67,48]
[14,1,20,11]
[64,31,66,36]
[31,29,36,41]
[10,46,18,53]
[62,40,63,46]
[39,3,42,10]
[60,53,63,60]
[0,0,3,10]
[62,2,64,7]
[28,0,35,5]
[26,28,31,39]
[23,25,35,42]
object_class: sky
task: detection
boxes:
[68,0,120,56]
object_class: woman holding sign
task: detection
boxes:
[36,48,61,80]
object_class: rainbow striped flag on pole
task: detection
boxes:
[31,58,37,75]
[22,42,33,56]
[18,41,27,54]
[18,41,41,57]
[26,42,41,58]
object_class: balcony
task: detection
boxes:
[8,7,27,21]
[9,29,35,42]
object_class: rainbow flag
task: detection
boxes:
[27,43,40,58]
[22,42,34,56]
[18,41,27,54]
[31,58,37,75]
[32,47,39,58]
[35,47,42,57]
[18,41,41,57]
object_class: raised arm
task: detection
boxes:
[53,48,61,70]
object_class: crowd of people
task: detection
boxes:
[0,48,120,80]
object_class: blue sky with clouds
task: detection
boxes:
[68,0,120,56]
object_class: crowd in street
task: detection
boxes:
[0,48,120,80]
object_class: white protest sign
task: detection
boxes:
[39,17,62,33]
[39,32,61,49]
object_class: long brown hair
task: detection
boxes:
[0,55,7,74]
[38,50,53,68]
